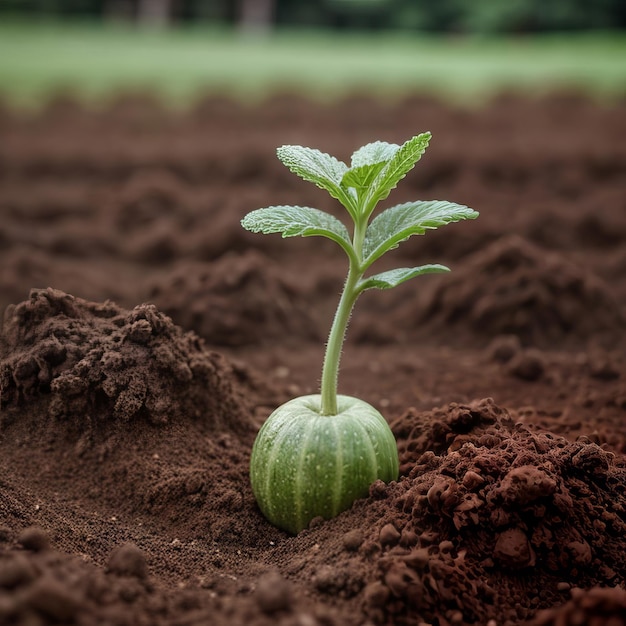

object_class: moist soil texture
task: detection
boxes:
[0,91,625,626]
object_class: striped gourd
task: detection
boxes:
[250,394,399,534]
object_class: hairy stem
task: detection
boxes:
[319,218,367,416]
[319,268,360,415]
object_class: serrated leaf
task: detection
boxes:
[343,142,400,190]
[351,141,400,168]
[241,206,355,261]
[358,265,450,292]
[362,132,432,216]
[276,145,357,218]
[341,162,387,190]
[362,200,479,268]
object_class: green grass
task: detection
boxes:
[0,20,625,108]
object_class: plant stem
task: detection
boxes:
[319,267,361,415]
[319,218,366,416]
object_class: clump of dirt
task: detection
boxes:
[413,235,625,348]
[0,534,157,626]
[359,398,626,625]
[110,169,192,231]
[0,287,255,436]
[0,529,336,626]
[148,250,320,347]
[0,288,282,552]
[531,586,626,626]
[105,169,200,265]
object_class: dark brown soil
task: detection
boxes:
[0,91,625,626]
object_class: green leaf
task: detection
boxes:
[362,132,432,216]
[351,141,400,168]
[341,142,401,195]
[341,162,387,190]
[358,265,450,292]
[241,206,355,261]
[276,145,358,218]
[362,200,479,268]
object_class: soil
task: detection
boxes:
[0,90,625,626]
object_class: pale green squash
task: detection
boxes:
[250,394,399,534]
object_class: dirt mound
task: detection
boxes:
[413,235,625,347]
[0,288,280,551]
[0,287,254,435]
[148,250,320,347]
[359,398,626,625]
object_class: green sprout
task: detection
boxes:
[241,132,478,534]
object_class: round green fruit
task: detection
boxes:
[250,394,399,534]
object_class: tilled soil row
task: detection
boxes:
[0,92,625,626]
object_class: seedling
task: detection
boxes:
[241,133,478,534]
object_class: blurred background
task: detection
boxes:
[0,0,625,107]
[1,0,625,33]
[1,2,625,389]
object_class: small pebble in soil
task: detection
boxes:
[426,476,459,513]
[419,531,439,546]
[493,527,536,569]
[506,349,545,381]
[342,529,364,552]
[308,516,325,529]
[403,548,429,570]
[438,540,454,554]
[255,571,292,614]
[399,528,419,548]
[314,565,347,594]
[369,479,390,499]
[379,524,401,548]
[360,540,381,558]
[486,334,522,363]
[566,540,592,566]
[496,465,557,505]
[462,470,485,490]
[363,580,389,608]
[106,542,149,580]
[18,526,50,552]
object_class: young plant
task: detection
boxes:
[241,132,478,534]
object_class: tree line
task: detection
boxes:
[1,0,624,32]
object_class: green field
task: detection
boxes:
[0,21,625,107]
